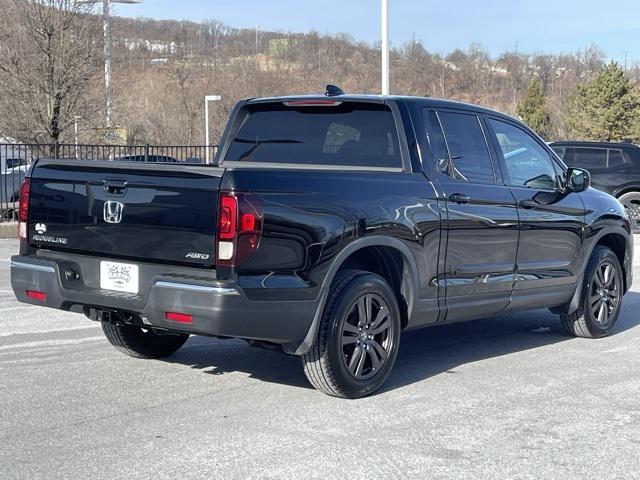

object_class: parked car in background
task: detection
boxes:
[117,154,180,163]
[1,141,31,213]
[550,141,640,230]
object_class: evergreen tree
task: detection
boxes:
[517,79,551,138]
[564,62,640,142]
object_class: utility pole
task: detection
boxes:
[441,57,446,96]
[381,0,389,95]
[624,51,628,73]
[255,25,260,56]
[513,40,519,108]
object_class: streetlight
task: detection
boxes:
[204,95,222,164]
[102,0,141,130]
[74,116,81,159]
[381,0,389,95]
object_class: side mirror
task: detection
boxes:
[566,167,590,192]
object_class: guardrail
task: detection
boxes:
[0,143,218,223]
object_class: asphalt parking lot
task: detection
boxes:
[1,238,639,480]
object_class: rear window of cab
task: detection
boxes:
[223,102,401,169]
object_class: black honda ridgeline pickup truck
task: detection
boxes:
[11,88,634,398]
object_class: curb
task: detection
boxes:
[0,223,17,239]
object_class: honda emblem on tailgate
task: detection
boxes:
[103,201,124,224]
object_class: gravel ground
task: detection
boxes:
[1,238,639,480]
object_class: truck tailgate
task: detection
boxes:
[28,160,224,267]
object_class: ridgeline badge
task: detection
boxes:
[32,234,68,245]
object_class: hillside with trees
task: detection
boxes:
[1,0,640,146]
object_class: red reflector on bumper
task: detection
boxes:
[165,312,193,324]
[26,290,46,302]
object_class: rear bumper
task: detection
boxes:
[10,255,317,345]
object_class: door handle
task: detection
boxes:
[449,193,471,204]
[519,199,537,209]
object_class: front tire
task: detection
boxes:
[302,271,401,399]
[560,246,624,338]
[102,322,189,359]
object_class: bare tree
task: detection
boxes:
[165,56,199,145]
[0,0,102,144]
[0,4,637,146]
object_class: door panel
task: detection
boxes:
[509,188,585,290]
[423,108,519,322]
[442,183,519,320]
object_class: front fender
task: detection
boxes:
[551,222,633,314]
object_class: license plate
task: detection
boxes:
[100,261,139,294]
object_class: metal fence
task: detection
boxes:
[0,143,218,222]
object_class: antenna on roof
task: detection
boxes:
[325,85,345,97]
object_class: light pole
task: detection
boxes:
[98,0,140,160]
[381,0,389,95]
[205,95,222,164]
[74,116,81,159]
[102,0,141,130]
[79,0,141,129]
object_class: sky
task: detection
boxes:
[115,0,640,64]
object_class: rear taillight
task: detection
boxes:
[219,195,237,240]
[18,179,31,240]
[217,192,263,266]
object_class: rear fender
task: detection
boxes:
[285,236,419,355]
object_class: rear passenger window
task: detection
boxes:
[224,102,401,168]
[608,149,625,167]
[564,148,607,169]
[435,111,495,183]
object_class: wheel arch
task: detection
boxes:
[614,186,640,198]
[597,232,630,292]
[287,236,419,355]
[551,226,633,315]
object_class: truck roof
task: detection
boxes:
[246,94,519,123]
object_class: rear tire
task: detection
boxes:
[101,322,189,359]
[560,246,623,338]
[302,271,401,399]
